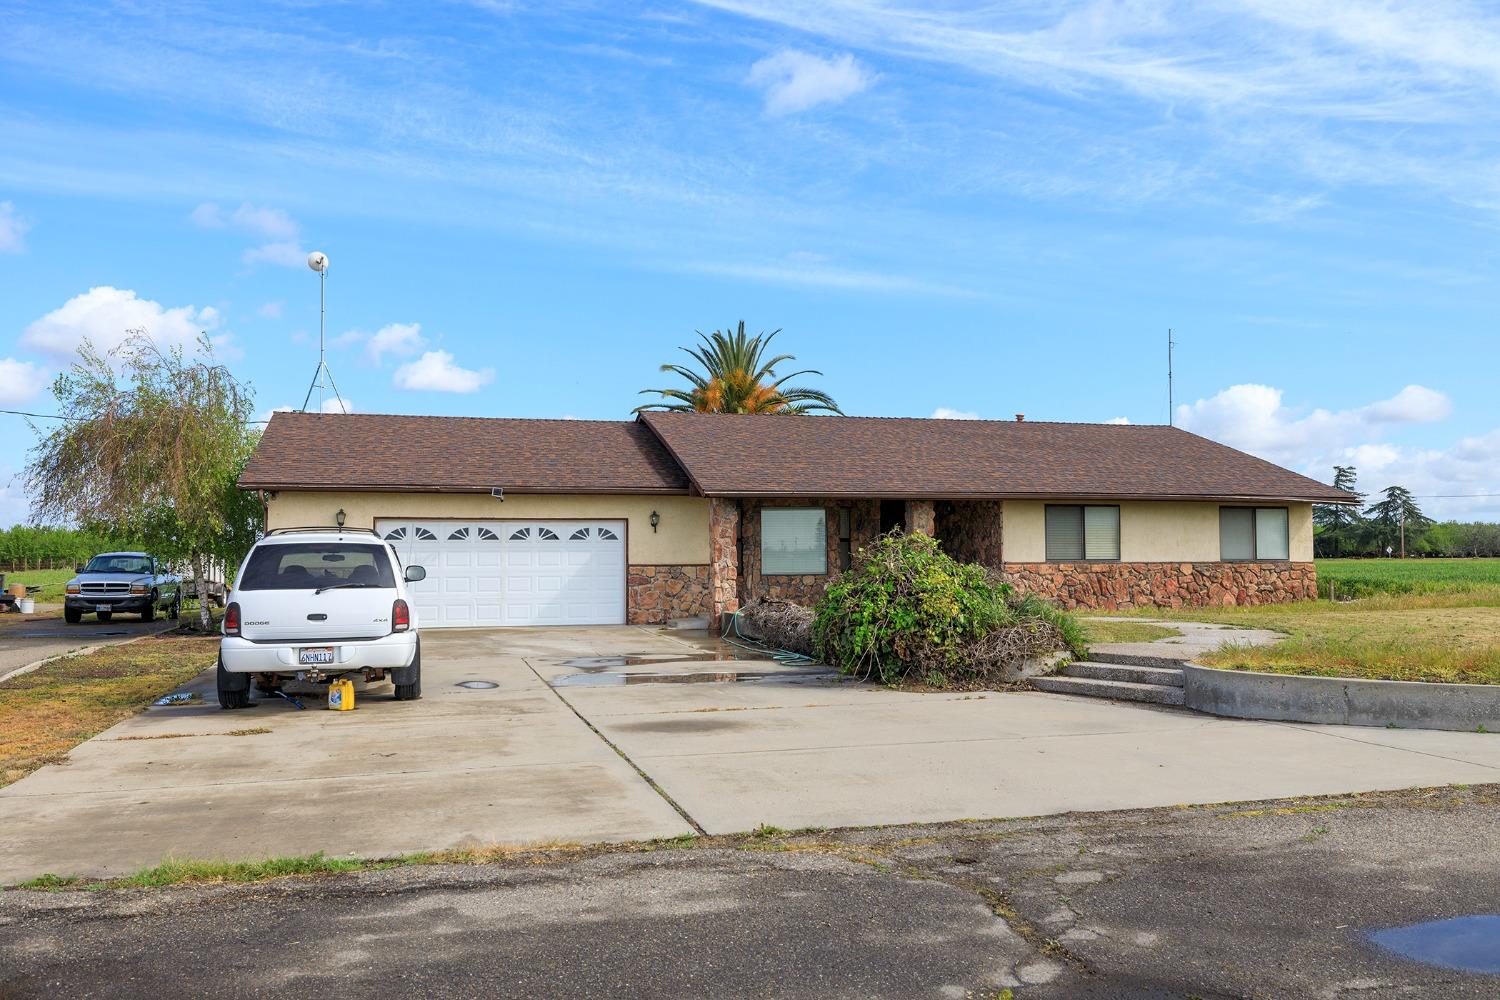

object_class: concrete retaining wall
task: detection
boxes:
[1182,664,1500,733]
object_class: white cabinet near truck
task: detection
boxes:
[375,519,626,628]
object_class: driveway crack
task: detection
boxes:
[526,657,706,835]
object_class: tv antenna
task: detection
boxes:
[300,251,348,414]
[1167,327,1175,426]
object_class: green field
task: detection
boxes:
[1315,558,1500,598]
[0,567,76,602]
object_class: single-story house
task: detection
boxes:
[239,411,1356,628]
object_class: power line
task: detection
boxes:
[0,409,269,425]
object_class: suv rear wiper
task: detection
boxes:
[312,582,383,595]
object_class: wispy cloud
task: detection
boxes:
[191,201,307,268]
[746,49,873,115]
[930,407,978,420]
[0,201,29,253]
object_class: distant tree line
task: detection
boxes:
[1314,466,1500,557]
[0,525,143,571]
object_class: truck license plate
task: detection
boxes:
[95,604,112,613]
[299,647,335,665]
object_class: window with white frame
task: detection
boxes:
[761,508,827,575]
[1044,505,1120,561]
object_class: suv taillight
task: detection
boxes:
[223,602,241,636]
[392,599,410,633]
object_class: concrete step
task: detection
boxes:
[1088,649,1194,669]
[1032,674,1186,706]
[1061,661,1184,688]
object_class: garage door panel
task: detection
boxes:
[375,518,625,629]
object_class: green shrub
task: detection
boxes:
[812,530,1085,686]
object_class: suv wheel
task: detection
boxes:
[64,607,82,624]
[217,657,251,710]
[142,593,155,623]
[393,639,422,701]
[169,592,181,619]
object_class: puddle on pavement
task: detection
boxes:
[551,672,628,687]
[19,630,128,638]
[153,692,199,706]
[555,652,753,671]
[1368,914,1500,974]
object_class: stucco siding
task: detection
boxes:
[265,491,710,564]
[1002,500,1314,563]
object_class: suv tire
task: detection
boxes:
[64,607,82,624]
[392,639,422,701]
[142,594,155,623]
[217,657,251,710]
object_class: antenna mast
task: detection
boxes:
[300,251,348,414]
[1167,327,1175,426]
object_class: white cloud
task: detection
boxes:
[746,49,873,115]
[320,396,353,413]
[0,202,29,254]
[1105,416,1131,425]
[0,359,45,406]
[257,301,284,319]
[242,240,308,268]
[930,407,978,420]
[1175,383,1451,468]
[365,322,426,365]
[192,201,306,268]
[1176,382,1496,519]
[22,286,227,359]
[393,350,494,393]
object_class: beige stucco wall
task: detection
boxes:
[264,491,710,564]
[1001,500,1314,563]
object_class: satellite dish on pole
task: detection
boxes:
[299,251,347,414]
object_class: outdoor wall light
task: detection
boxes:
[649,510,660,533]
[335,508,347,528]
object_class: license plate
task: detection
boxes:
[298,647,335,665]
[95,604,112,613]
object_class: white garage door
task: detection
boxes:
[375,520,626,628]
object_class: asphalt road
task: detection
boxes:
[4,785,1499,998]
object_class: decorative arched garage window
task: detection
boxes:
[413,527,437,541]
[569,528,589,540]
[509,528,531,541]
[383,527,407,541]
[448,527,471,541]
[597,528,619,541]
[538,527,560,540]
[477,527,500,541]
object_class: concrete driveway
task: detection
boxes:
[4,625,1500,882]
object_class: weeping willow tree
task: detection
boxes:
[635,322,842,414]
[27,330,261,628]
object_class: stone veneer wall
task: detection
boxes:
[627,565,711,625]
[708,497,741,627]
[739,498,880,606]
[999,561,1316,610]
[935,500,1003,569]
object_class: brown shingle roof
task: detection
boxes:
[638,412,1356,503]
[239,412,690,494]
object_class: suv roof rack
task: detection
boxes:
[265,526,379,536]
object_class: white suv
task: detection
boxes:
[217,528,426,710]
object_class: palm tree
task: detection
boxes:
[635,322,842,414]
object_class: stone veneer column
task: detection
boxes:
[708,497,741,627]
[905,499,936,536]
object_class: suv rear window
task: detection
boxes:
[239,543,397,591]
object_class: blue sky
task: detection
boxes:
[1,1,1498,522]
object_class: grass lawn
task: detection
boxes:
[1100,592,1500,685]
[0,636,218,788]
[1081,620,1180,645]
[1,567,77,602]
[1316,558,1500,598]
